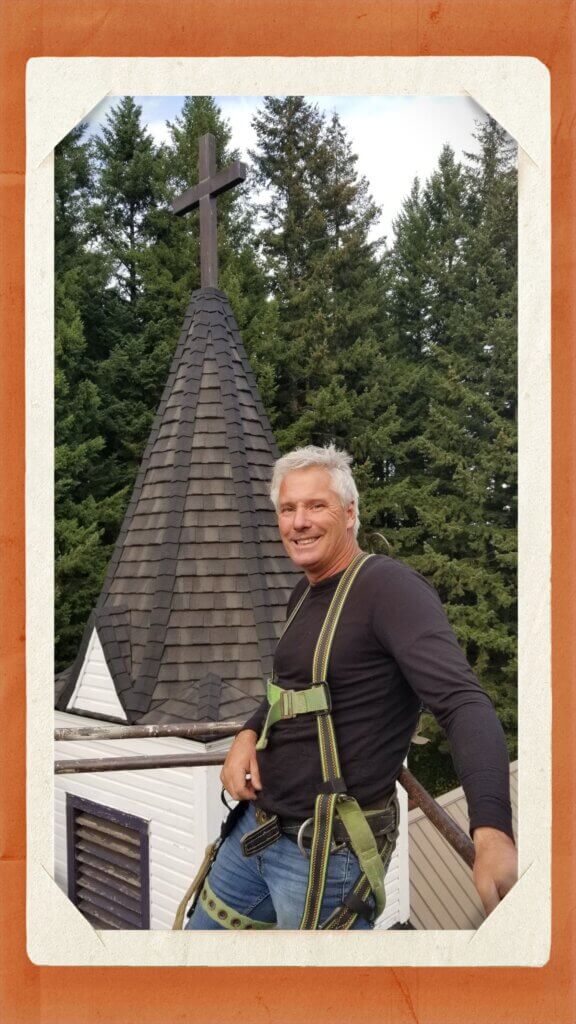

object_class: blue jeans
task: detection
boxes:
[185,802,375,930]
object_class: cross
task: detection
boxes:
[172,133,247,289]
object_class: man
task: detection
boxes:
[185,444,517,930]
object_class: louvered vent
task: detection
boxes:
[66,795,150,929]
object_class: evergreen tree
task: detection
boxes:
[248,97,330,425]
[249,99,400,491]
[54,272,106,668]
[54,125,113,668]
[385,132,518,790]
[87,98,164,492]
[55,124,92,271]
[90,96,159,309]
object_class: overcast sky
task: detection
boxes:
[84,94,490,245]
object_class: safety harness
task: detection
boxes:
[173,552,399,931]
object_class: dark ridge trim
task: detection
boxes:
[197,672,224,723]
[225,311,280,458]
[94,606,133,698]
[55,611,98,712]
[211,302,277,685]
[95,293,200,613]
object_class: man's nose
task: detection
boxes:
[293,505,311,530]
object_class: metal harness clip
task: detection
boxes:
[296,817,343,858]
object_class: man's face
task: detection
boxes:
[277,467,356,582]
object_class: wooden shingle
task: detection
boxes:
[57,288,300,725]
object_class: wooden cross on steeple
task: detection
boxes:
[172,133,247,289]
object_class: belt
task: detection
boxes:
[241,792,397,859]
[282,806,397,848]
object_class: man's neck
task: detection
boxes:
[304,541,362,585]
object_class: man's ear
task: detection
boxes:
[345,502,356,530]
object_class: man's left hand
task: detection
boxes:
[472,826,517,916]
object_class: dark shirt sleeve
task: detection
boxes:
[372,562,514,841]
[242,698,267,736]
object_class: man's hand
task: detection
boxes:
[472,826,518,916]
[220,729,262,802]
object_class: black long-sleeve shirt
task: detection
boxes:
[244,554,513,839]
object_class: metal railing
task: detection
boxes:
[54,720,475,869]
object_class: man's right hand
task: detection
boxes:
[220,729,262,801]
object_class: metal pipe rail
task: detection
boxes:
[54,719,476,868]
[54,721,244,742]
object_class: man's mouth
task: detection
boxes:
[292,537,321,547]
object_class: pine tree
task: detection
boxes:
[249,98,399,493]
[249,96,330,426]
[87,98,164,493]
[385,133,518,791]
[54,125,114,668]
[90,96,159,309]
[461,119,518,743]
[54,273,108,668]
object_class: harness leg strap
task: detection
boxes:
[335,795,386,917]
[172,840,220,930]
[198,878,276,930]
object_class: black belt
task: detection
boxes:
[241,793,397,858]
[282,806,397,848]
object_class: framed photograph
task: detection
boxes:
[1,2,573,1022]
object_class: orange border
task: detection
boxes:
[1,1,574,1021]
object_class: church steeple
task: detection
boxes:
[57,142,300,726]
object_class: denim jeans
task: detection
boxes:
[185,802,375,930]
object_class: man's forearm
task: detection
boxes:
[444,701,514,841]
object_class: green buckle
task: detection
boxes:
[281,690,295,718]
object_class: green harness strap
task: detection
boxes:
[256,680,330,750]
[295,552,389,929]
[200,878,276,930]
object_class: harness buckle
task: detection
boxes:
[296,817,342,858]
[281,690,295,718]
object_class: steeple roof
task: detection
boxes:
[57,288,301,725]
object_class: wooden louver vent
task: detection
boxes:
[67,795,150,929]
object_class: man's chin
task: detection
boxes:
[288,540,323,566]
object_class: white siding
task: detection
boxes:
[375,781,409,930]
[407,761,519,930]
[66,630,128,719]
[54,710,229,929]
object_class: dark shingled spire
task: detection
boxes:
[57,288,301,724]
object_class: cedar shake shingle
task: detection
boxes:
[56,288,300,725]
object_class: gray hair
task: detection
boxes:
[270,444,360,537]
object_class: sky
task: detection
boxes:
[84,93,491,245]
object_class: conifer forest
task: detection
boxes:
[55,96,517,794]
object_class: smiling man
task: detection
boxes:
[183,444,517,931]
